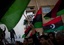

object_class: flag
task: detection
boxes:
[24,26,32,37]
[57,0,64,16]
[32,8,42,28]
[44,0,61,19]
[0,0,15,19]
[22,26,32,38]
[22,26,38,38]
[0,0,30,31]
[43,16,64,33]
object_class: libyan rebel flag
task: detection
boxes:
[32,8,42,28]
[43,16,64,33]
[22,26,32,38]
[57,0,64,16]
[44,0,61,19]
[22,25,38,38]
[0,0,30,31]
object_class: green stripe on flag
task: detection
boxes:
[55,26,64,31]
[57,9,64,16]
[44,26,64,33]
[44,17,50,20]
[0,0,30,31]
[34,22,42,28]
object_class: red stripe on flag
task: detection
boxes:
[30,30,36,37]
[43,16,62,26]
[35,8,42,18]
[25,26,31,33]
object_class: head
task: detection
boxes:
[39,35,49,44]
[48,32,55,40]
[27,36,33,44]
[56,32,62,43]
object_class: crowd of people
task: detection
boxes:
[0,27,64,45]
[22,30,64,45]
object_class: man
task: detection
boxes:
[0,27,8,45]
[10,29,16,43]
[0,28,4,45]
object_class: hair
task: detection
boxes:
[39,35,49,40]
[48,32,55,38]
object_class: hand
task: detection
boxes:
[31,29,36,35]
[4,27,6,31]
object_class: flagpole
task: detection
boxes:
[35,0,43,34]
[23,0,41,34]
[35,0,39,10]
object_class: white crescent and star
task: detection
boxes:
[50,24,55,29]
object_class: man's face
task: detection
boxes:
[49,34,54,40]
[56,35,62,42]
[40,38,46,44]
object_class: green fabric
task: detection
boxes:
[0,0,30,31]
[22,34,26,38]
[44,26,64,33]
[44,17,50,20]
[0,22,2,24]
[55,26,64,31]
[57,9,64,16]
[34,22,42,28]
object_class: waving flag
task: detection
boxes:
[32,8,42,28]
[43,16,64,33]
[22,26,33,38]
[57,0,64,16]
[0,0,30,31]
[44,0,61,19]
[22,25,38,38]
